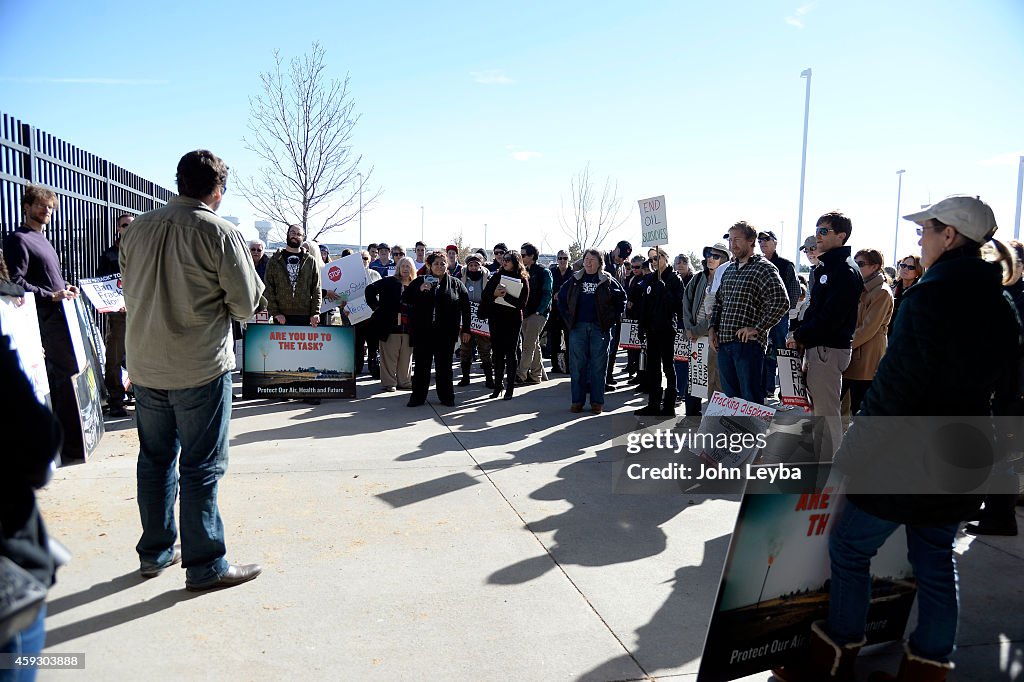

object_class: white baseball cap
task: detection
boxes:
[902,195,997,243]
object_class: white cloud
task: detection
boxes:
[470,70,513,85]
[0,77,169,85]
[785,2,817,28]
[978,151,1024,167]
[512,151,542,162]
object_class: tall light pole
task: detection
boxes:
[483,223,488,253]
[892,170,905,266]
[794,68,812,264]
[1015,155,1023,241]
[357,171,363,249]
[420,205,424,244]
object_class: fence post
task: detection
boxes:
[21,122,35,182]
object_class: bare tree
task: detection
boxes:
[239,43,381,243]
[558,163,630,254]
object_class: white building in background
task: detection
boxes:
[255,220,273,244]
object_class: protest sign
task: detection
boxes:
[320,254,371,317]
[688,335,710,399]
[776,348,811,410]
[59,298,106,463]
[619,321,641,349]
[0,294,50,405]
[243,324,356,399]
[79,273,125,313]
[691,391,775,468]
[638,195,668,247]
[71,365,105,462]
[698,466,915,682]
[673,330,691,361]
[469,302,490,338]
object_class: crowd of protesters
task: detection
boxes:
[3,148,1023,682]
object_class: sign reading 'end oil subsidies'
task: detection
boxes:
[638,195,668,247]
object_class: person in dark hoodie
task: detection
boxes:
[634,248,684,417]
[97,214,135,418]
[0,330,63,676]
[479,250,530,400]
[788,211,864,459]
[774,196,1021,682]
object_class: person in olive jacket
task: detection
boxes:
[774,196,1021,682]
[634,247,685,417]
[402,251,471,407]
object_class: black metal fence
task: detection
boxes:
[0,111,174,288]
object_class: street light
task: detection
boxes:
[794,68,812,264]
[1015,155,1023,241]
[420,205,424,243]
[357,171,363,249]
[892,170,905,267]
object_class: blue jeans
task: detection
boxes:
[828,499,960,662]
[716,341,765,403]
[761,316,789,398]
[674,359,689,396]
[0,604,46,682]
[135,373,232,585]
[569,323,610,406]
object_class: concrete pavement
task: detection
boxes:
[36,370,1024,681]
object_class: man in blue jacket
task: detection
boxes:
[788,211,863,458]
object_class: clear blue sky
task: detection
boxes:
[2,0,1022,262]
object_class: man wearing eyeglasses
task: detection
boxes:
[119,150,264,591]
[487,243,508,273]
[787,212,863,458]
[757,230,801,403]
[547,250,572,373]
[248,239,269,282]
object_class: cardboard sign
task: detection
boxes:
[469,302,490,338]
[320,254,371,314]
[79,273,125,313]
[692,391,775,468]
[673,330,691,361]
[698,466,915,682]
[638,195,668,247]
[71,365,106,462]
[688,335,710,399]
[243,324,356,399]
[0,294,50,405]
[777,348,811,410]
[619,321,641,349]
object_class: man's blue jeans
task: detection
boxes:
[828,499,960,662]
[569,322,610,406]
[761,316,789,399]
[0,604,46,682]
[135,372,232,585]
[716,341,765,403]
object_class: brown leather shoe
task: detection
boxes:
[186,563,263,592]
[570,403,583,413]
[591,404,603,414]
[140,545,182,579]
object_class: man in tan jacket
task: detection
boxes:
[120,150,265,591]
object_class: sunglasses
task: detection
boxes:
[815,226,834,237]
[898,263,917,270]
[706,253,724,260]
[502,256,514,263]
[631,265,642,270]
[855,260,868,267]
[558,256,568,261]
[757,237,771,242]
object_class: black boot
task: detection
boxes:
[490,359,504,398]
[503,381,514,400]
[659,388,677,417]
[634,387,663,416]
[483,363,495,389]
[458,357,471,386]
[503,362,515,399]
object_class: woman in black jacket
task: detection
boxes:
[365,257,416,392]
[402,252,471,407]
[479,250,529,400]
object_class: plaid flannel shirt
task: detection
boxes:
[710,254,790,349]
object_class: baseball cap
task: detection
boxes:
[757,230,777,241]
[902,196,997,243]
[445,244,458,253]
[800,235,817,252]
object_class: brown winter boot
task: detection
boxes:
[868,643,953,682]
[772,621,865,682]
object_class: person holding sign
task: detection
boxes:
[682,242,730,414]
[634,248,684,417]
[557,249,626,414]
[366,257,415,392]
[97,213,134,418]
[458,253,494,388]
[479,249,530,400]
[403,251,471,407]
